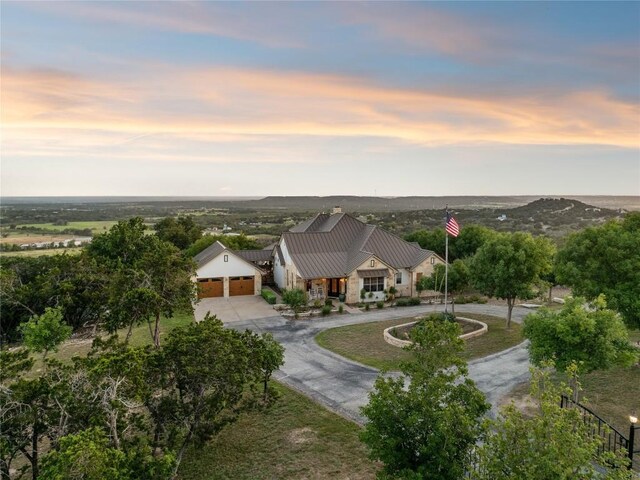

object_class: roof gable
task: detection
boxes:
[283,213,436,278]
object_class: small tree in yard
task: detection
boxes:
[19,306,72,361]
[282,288,306,318]
[471,232,554,328]
[243,331,285,402]
[360,316,489,479]
[423,259,470,315]
[471,363,633,480]
[523,296,638,374]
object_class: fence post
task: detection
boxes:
[629,424,636,469]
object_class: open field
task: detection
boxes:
[17,220,118,232]
[178,382,376,480]
[315,313,523,371]
[0,247,83,257]
[0,233,76,245]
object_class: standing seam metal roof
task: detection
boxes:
[283,213,435,279]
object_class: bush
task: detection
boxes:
[321,305,332,316]
[395,298,409,307]
[325,298,333,306]
[477,298,488,304]
[261,289,276,305]
[338,304,344,314]
[408,297,421,306]
[454,295,468,305]
[365,303,370,311]
[376,301,384,309]
[313,299,322,308]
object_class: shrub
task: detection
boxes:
[261,289,276,305]
[325,298,333,306]
[376,301,384,309]
[408,297,421,306]
[454,295,468,305]
[477,298,488,304]
[338,304,344,314]
[395,298,409,307]
[321,305,332,316]
[313,299,322,308]
[368,292,374,299]
[365,303,370,311]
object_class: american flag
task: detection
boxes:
[445,212,460,237]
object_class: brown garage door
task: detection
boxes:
[229,276,255,296]
[197,278,223,298]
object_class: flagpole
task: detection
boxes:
[444,207,449,314]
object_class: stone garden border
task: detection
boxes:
[383,316,488,348]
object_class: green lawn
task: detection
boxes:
[18,221,118,233]
[315,313,523,371]
[178,382,377,480]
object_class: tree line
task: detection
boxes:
[409,212,640,329]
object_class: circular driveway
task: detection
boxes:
[197,300,532,424]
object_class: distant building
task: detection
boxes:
[497,214,507,221]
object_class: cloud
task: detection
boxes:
[2,65,638,168]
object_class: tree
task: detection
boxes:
[147,315,265,476]
[523,296,638,373]
[470,232,554,328]
[88,219,195,346]
[185,233,259,257]
[450,224,496,260]
[19,307,72,361]
[281,288,306,318]
[405,228,446,258]
[243,332,285,401]
[422,259,470,315]
[471,364,633,480]
[555,213,640,328]
[360,315,489,479]
[154,216,202,250]
[40,427,175,480]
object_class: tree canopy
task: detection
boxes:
[360,315,489,479]
[471,364,633,479]
[523,296,638,373]
[154,216,202,250]
[555,212,640,328]
[185,232,260,257]
[470,232,554,327]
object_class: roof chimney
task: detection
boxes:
[332,206,342,214]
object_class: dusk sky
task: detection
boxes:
[1,1,639,197]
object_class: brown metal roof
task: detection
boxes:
[357,268,390,278]
[234,249,272,263]
[282,213,436,279]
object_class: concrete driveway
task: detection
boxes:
[194,295,277,323]
[218,303,533,424]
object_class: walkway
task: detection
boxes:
[210,303,532,424]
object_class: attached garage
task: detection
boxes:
[229,276,255,296]
[194,241,264,299]
[197,278,223,298]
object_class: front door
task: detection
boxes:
[328,278,340,297]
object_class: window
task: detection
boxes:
[395,272,403,284]
[224,254,229,262]
[363,276,384,292]
[370,259,375,267]
[430,256,435,264]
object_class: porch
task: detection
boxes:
[305,277,347,301]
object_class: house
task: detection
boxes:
[194,241,265,298]
[272,210,444,303]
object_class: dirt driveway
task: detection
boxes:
[194,296,279,323]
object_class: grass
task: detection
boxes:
[17,221,118,233]
[505,363,640,435]
[0,248,83,257]
[178,382,377,480]
[315,313,523,371]
[32,312,194,371]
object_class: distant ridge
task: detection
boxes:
[1,195,638,211]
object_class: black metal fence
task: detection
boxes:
[560,394,638,471]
